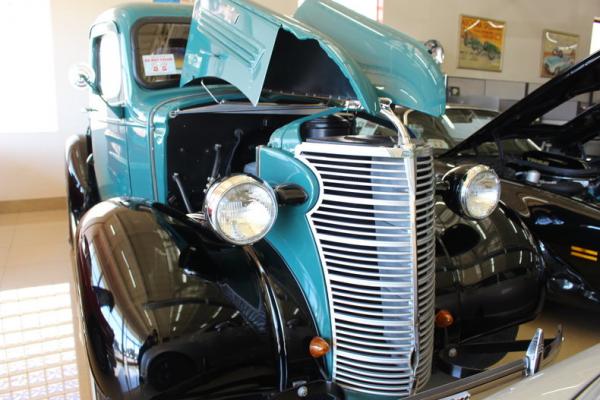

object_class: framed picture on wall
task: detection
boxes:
[458,15,506,72]
[541,30,579,78]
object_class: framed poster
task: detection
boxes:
[458,15,506,72]
[541,30,578,78]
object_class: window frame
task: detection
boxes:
[90,21,125,105]
[130,17,192,90]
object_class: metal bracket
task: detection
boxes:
[201,79,225,105]
[438,325,562,379]
[524,328,544,376]
[407,326,563,400]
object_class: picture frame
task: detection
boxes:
[541,30,579,78]
[458,15,506,72]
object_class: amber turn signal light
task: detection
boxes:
[435,309,454,328]
[309,336,330,358]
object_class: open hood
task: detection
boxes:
[445,51,600,156]
[180,0,446,117]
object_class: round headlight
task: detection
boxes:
[459,165,501,220]
[204,175,278,245]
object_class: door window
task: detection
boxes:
[96,31,123,101]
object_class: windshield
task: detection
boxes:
[404,110,457,152]
[442,108,498,141]
[134,20,190,88]
[442,108,540,155]
[402,108,540,157]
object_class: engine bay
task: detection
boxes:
[506,150,600,200]
[165,106,395,212]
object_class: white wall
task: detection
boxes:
[0,0,296,202]
[1,0,599,201]
[384,0,600,83]
[0,0,134,201]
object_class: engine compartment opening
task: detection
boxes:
[167,111,301,212]
[165,104,410,213]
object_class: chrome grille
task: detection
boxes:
[414,155,436,391]
[296,142,435,397]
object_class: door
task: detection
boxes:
[89,22,131,199]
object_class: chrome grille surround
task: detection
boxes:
[296,142,435,397]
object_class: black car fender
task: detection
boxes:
[433,198,545,343]
[498,179,600,308]
[73,198,323,400]
[65,133,99,238]
[432,160,545,342]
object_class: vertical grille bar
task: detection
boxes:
[414,155,436,391]
[296,142,435,397]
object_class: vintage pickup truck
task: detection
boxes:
[65,1,561,399]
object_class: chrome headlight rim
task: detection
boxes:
[459,165,501,220]
[204,174,278,246]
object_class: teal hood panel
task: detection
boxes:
[294,0,446,117]
[181,0,379,113]
[180,0,279,107]
[181,0,437,116]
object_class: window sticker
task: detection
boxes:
[142,54,178,76]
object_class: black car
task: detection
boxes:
[398,51,600,310]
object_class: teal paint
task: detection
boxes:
[87,5,446,392]
[93,0,446,202]
[295,0,446,117]
[181,0,445,117]
[181,0,280,107]
[258,146,333,376]
[180,0,379,114]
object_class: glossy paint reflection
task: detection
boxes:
[499,180,600,308]
[434,177,545,340]
[73,199,321,399]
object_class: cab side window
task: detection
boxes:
[95,31,122,102]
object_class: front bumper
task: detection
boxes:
[407,325,564,400]
[270,381,345,400]
[269,326,563,400]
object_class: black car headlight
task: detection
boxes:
[442,165,501,220]
[459,165,501,219]
[204,175,278,245]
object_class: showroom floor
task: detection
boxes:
[0,209,599,399]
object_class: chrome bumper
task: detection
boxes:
[407,325,564,400]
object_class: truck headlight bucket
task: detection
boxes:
[204,175,278,245]
[459,165,501,220]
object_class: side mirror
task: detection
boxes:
[68,63,97,91]
[68,62,124,118]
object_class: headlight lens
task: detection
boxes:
[204,175,278,245]
[460,166,501,220]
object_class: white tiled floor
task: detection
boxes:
[0,209,598,399]
[0,211,70,290]
[0,210,91,400]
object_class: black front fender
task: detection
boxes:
[65,133,98,238]
[434,199,545,342]
[73,198,322,400]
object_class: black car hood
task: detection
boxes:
[445,51,600,156]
